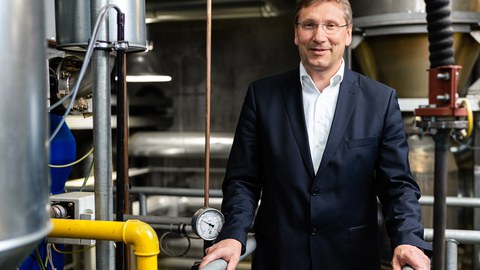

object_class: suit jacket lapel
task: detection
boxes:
[317,68,358,173]
[282,68,315,179]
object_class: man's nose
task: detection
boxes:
[312,26,328,41]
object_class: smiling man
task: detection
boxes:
[199,0,432,269]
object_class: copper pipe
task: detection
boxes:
[204,0,212,208]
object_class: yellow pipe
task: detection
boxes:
[49,219,159,270]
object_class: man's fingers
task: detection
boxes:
[392,245,430,270]
[199,251,222,269]
[226,256,239,270]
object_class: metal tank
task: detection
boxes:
[0,0,51,269]
[351,0,480,97]
[408,135,460,229]
[55,0,147,52]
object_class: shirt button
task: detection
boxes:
[312,187,320,196]
[311,227,317,236]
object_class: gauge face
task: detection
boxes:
[192,207,225,241]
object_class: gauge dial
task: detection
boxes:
[192,207,225,241]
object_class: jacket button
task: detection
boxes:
[311,227,317,236]
[312,187,320,196]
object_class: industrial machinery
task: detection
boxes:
[2,0,480,269]
[351,0,480,269]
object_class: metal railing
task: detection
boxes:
[420,195,480,270]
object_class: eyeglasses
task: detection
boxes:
[296,22,348,34]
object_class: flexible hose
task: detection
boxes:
[425,0,455,68]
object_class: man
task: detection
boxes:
[200,0,431,269]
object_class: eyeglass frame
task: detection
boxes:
[295,21,349,34]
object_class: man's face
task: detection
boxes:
[294,2,352,75]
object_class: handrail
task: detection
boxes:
[49,218,160,270]
[424,228,480,244]
[201,236,257,270]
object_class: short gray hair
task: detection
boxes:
[294,0,353,26]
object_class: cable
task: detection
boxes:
[35,247,46,270]
[48,4,121,143]
[159,231,191,257]
[46,243,55,270]
[459,98,473,139]
[51,243,96,254]
[80,158,95,192]
[49,148,94,168]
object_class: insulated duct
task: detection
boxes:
[0,0,50,269]
[129,132,233,158]
[145,0,295,22]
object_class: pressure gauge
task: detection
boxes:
[191,207,225,241]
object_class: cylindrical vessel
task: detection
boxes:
[55,0,147,53]
[351,0,477,17]
[0,1,51,269]
[351,0,480,97]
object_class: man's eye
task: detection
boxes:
[326,23,337,30]
[304,23,316,29]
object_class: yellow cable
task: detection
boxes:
[35,247,46,270]
[51,243,96,254]
[49,148,94,168]
[460,98,473,139]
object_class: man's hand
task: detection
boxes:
[392,244,430,270]
[199,239,242,270]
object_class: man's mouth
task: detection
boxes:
[310,47,330,55]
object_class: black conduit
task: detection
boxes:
[424,1,455,270]
[425,0,455,68]
[115,11,127,270]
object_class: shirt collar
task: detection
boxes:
[299,60,345,91]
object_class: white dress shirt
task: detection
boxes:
[300,60,344,174]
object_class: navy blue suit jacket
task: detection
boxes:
[217,67,431,269]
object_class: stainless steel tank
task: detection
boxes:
[408,135,460,229]
[55,0,147,52]
[351,0,480,97]
[0,0,51,269]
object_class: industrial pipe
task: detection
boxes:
[200,236,256,270]
[49,219,159,270]
[432,129,450,270]
[91,0,115,267]
[115,10,128,270]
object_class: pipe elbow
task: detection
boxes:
[122,219,160,257]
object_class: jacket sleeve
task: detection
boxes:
[375,90,432,254]
[215,84,262,253]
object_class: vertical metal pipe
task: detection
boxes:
[474,112,480,269]
[139,193,147,216]
[91,0,114,269]
[432,129,450,270]
[445,239,458,270]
